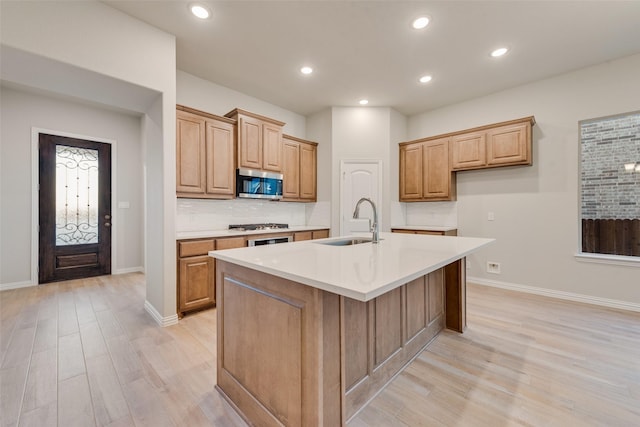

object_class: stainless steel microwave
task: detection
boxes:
[236,168,283,200]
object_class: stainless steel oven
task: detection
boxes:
[247,236,292,246]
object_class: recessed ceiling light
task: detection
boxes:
[359,99,369,105]
[490,47,509,57]
[300,66,313,75]
[412,16,430,29]
[419,75,433,83]
[190,4,211,19]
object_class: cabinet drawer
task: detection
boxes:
[216,237,246,250]
[312,230,329,239]
[179,239,215,257]
[294,231,312,241]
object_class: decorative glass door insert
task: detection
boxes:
[55,145,99,246]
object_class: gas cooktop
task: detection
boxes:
[228,223,289,231]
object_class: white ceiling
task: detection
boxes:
[103,0,640,116]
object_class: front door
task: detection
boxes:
[38,133,112,283]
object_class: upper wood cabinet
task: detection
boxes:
[282,135,317,202]
[451,117,535,171]
[176,106,236,199]
[399,137,456,202]
[225,108,285,172]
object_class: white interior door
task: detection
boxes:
[340,160,382,235]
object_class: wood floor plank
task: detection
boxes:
[32,318,57,354]
[58,333,86,381]
[80,322,109,360]
[85,354,132,426]
[18,402,57,427]
[57,374,95,427]
[57,292,78,338]
[22,347,57,413]
[0,361,30,427]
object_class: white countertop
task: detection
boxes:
[177,225,329,240]
[210,232,493,301]
[391,225,457,232]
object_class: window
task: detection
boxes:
[579,111,640,259]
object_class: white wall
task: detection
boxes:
[1,1,178,323]
[306,108,333,228]
[408,53,640,306]
[177,71,306,137]
[389,109,408,226]
[0,87,144,286]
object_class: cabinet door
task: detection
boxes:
[399,143,423,200]
[423,138,452,200]
[238,116,263,170]
[294,231,312,241]
[299,142,317,200]
[282,139,300,199]
[451,131,486,170]
[176,111,206,195]
[486,122,530,166]
[206,119,235,197]
[179,255,215,313]
[312,229,329,239]
[262,122,283,172]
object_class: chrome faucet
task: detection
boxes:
[353,197,379,243]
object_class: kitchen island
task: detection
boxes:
[210,232,493,426]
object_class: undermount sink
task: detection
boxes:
[316,238,374,246]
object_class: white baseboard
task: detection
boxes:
[0,280,36,292]
[144,300,179,327]
[113,266,144,275]
[468,276,640,313]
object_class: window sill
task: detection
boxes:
[575,252,640,268]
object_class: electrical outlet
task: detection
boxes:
[488,212,495,221]
[487,261,501,274]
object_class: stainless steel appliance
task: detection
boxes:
[236,168,283,200]
[247,235,292,246]
[229,223,291,246]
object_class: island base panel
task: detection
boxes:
[216,259,465,426]
[216,261,339,427]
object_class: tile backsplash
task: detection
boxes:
[176,199,308,232]
[405,201,457,227]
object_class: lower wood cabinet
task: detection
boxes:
[177,236,246,317]
[177,229,330,317]
[391,227,457,236]
[294,229,329,241]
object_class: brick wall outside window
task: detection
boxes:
[581,112,640,220]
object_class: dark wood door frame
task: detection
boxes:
[38,133,112,283]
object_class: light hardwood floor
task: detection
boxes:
[1,273,639,426]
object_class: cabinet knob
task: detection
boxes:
[105,222,111,227]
